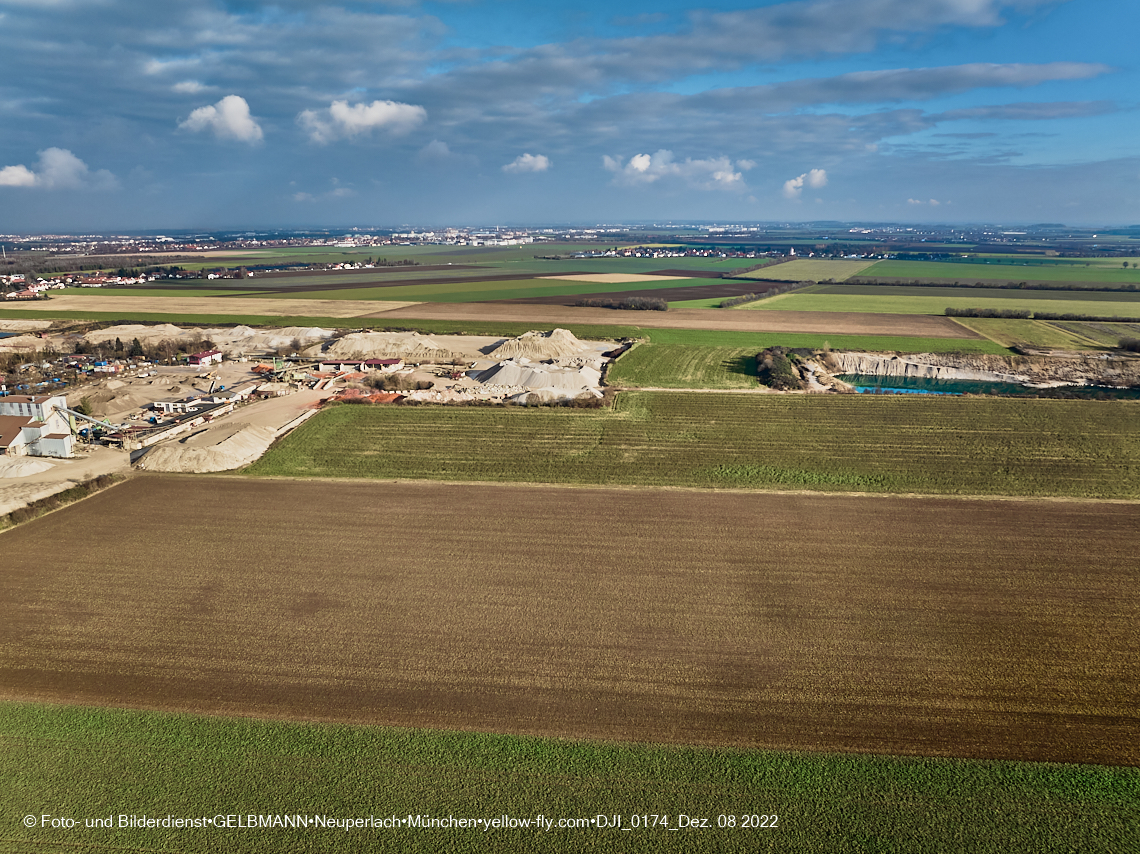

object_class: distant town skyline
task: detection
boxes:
[0,0,1135,230]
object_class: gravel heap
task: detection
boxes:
[487,328,587,361]
[137,424,279,473]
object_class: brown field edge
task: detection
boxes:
[369,303,982,338]
[1,476,1136,765]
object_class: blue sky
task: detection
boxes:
[0,0,1135,230]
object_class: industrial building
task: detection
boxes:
[0,394,74,458]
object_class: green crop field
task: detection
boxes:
[260,276,721,303]
[860,259,1140,284]
[812,284,1140,301]
[6,703,1133,854]
[246,392,1140,499]
[745,291,1140,318]
[639,328,1007,353]
[606,344,759,388]
[738,259,876,281]
[948,317,1106,349]
[1051,320,1140,347]
[604,339,1002,386]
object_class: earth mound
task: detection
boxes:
[320,331,458,363]
[487,328,587,361]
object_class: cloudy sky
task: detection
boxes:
[0,0,1135,230]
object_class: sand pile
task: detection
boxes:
[206,325,333,355]
[78,323,335,356]
[321,331,458,363]
[0,319,53,331]
[0,335,48,352]
[488,328,587,361]
[138,423,279,473]
[0,458,55,478]
[474,360,602,391]
[83,323,186,346]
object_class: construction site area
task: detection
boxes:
[0,321,619,505]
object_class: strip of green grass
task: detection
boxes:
[745,293,1140,317]
[262,276,722,302]
[607,344,759,388]
[862,259,1140,284]
[246,393,1140,499]
[4,702,1134,854]
[813,284,1140,301]
[1051,320,1140,347]
[667,296,726,309]
[641,328,1009,353]
[949,317,1104,350]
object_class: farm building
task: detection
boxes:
[188,350,223,366]
[0,394,74,457]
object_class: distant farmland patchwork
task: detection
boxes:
[746,286,1140,318]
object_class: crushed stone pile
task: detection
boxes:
[137,423,279,473]
[0,458,56,478]
[320,331,458,363]
[474,359,602,391]
[488,328,587,361]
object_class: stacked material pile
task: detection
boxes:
[137,424,279,473]
[487,328,587,360]
[318,331,458,363]
[0,458,55,478]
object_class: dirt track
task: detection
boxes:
[1,477,1135,765]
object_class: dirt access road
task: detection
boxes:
[2,477,1136,765]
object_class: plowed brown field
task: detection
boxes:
[372,302,979,337]
[2,476,1136,765]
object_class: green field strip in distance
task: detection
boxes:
[4,702,1135,854]
[949,318,1106,350]
[811,284,1140,301]
[255,277,727,302]
[742,293,1140,317]
[860,260,1140,284]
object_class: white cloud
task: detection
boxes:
[606,150,746,190]
[0,164,36,187]
[783,168,828,198]
[502,153,551,173]
[180,95,263,143]
[908,198,944,205]
[298,99,426,144]
[420,139,452,159]
[0,148,115,190]
[173,80,210,94]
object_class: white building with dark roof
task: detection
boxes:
[0,394,74,458]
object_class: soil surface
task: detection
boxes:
[501,280,784,305]
[373,303,983,338]
[1,477,1136,765]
